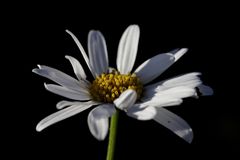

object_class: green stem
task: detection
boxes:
[106,110,119,160]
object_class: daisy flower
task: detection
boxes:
[33,25,213,146]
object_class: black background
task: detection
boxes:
[5,2,239,160]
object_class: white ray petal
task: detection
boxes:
[198,84,213,96]
[36,101,99,132]
[142,86,196,105]
[44,83,91,101]
[155,86,196,99]
[88,104,116,140]
[154,107,193,143]
[145,72,202,90]
[127,105,156,120]
[134,53,174,84]
[32,65,89,92]
[88,30,109,76]
[65,55,87,80]
[56,100,79,110]
[139,98,183,108]
[172,48,188,61]
[113,89,137,110]
[143,72,202,101]
[117,25,140,74]
[134,48,188,84]
[65,30,95,77]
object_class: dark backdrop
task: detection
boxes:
[5,3,238,160]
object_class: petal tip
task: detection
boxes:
[43,83,48,89]
[65,55,70,59]
[36,124,43,132]
[198,84,214,96]
[130,24,140,29]
[37,64,42,69]
[65,29,71,34]
[32,68,37,73]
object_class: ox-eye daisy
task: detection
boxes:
[33,25,213,160]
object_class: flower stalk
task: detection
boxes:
[106,110,119,160]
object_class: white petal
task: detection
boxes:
[155,86,196,99]
[143,72,202,101]
[88,104,116,140]
[198,84,213,96]
[36,101,99,132]
[113,89,137,110]
[160,72,201,88]
[134,48,188,84]
[88,31,109,76]
[117,25,140,74]
[44,83,91,101]
[127,105,156,120]
[142,86,196,108]
[32,65,88,92]
[172,48,188,61]
[65,30,95,77]
[56,100,79,110]
[145,72,202,90]
[134,53,174,84]
[139,98,183,108]
[154,108,193,143]
[65,55,87,80]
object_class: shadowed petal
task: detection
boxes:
[198,84,213,96]
[88,104,116,140]
[134,48,188,84]
[88,31,109,76]
[154,107,193,143]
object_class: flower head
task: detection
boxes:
[33,25,213,143]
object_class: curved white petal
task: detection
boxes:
[155,86,196,99]
[44,83,91,101]
[139,98,183,109]
[113,89,137,110]
[154,108,193,143]
[143,72,202,101]
[117,25,140,74]
[65,55,87,80]
[36,101,99,132]
[56,100,80,110]
[65,30,95,77]
[88,104,116,140]
[127,105,156,120]
[198,84,213,96]
[143,86,196,104]
[32,65,89,92]
[134,48,188,84]
[88,31,109,76]
[134,53,174,84]
[172,48,188,61]
[145,72,202,90]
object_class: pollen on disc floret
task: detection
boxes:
[89,71,143,103]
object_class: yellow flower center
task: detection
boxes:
[89,71,143,103]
